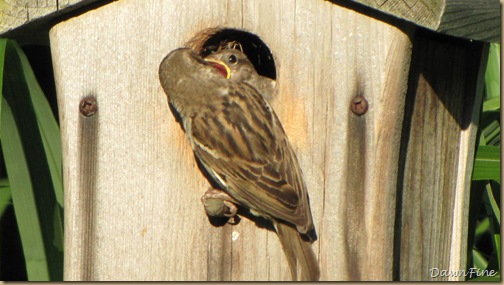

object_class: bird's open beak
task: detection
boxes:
[204,58,231,79]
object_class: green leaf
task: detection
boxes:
[10,41,63,208]
[472,249,489,271]
[1,39,63,281]
[0,38,5,131]
[2,92,50,281]
[483,97,501,113]
[472,145,500,182]
[484,43,500,100]
[0,37,9,219]
[485,184,500,225]
[474,217,490,238]
[0,178,11,217]
[494,234,500,270]
[481,119,501,146]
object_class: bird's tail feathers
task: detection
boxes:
[274,221,320,281]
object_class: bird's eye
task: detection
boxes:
[228,54,238,64]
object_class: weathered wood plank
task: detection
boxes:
[1,0,499,44]
[0,0,109,44]
[397,33,487,281]
[50,0,414,280]
[1,0,69,31]
[349,0,500,43]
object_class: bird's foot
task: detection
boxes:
[201,188,239,224]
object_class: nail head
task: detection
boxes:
[80,97,97,117]
[350,95,368,116]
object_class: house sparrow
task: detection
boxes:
[159,48,319,281]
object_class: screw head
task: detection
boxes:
[79,97,97,117]
[350,95,368,116]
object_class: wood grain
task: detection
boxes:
[1,0,69,30]
[2,0,499,44]
[397,33,486,281]
[0,0,107,44]
[349,0,500,42]
[49,0,485,281]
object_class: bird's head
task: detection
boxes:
[159,48,230,115]
[204,49,256,82]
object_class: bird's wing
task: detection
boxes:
[190,82,312,231]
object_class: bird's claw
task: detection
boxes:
[201,188,239,224]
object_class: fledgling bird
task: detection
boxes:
[204,49,276,101]
[159,48,320,281]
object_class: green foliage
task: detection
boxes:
[0,39,63,281]
[0,178,11,217]
[467,43,501,282]
[473,145,500,183]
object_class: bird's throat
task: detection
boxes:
[205,59,231,79]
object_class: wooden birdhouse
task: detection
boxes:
[1,0,499,281]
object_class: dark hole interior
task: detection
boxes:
[188,28,277,81]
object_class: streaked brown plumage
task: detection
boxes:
[159,48,319,281]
